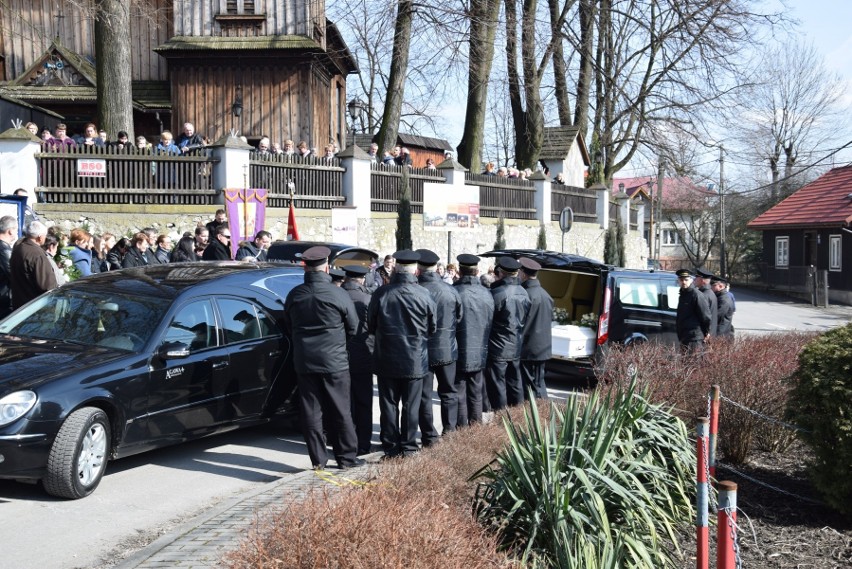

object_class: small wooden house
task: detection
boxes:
[539,126,590,187]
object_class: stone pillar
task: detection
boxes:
[208,133,253,204]
[591,182,609,230]
[0,127,41,201]
[615,191,631,231]
[529,170,551,224]
[337,144,373,219]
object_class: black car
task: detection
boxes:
[0,262,304,499]
[483,250,679,379]
[266,240,378,269]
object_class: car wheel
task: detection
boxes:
[44,407,111,499]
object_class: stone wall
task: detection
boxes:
[38,204,647,268]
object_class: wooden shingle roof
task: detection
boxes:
[540,126,589,165]
[748,165,852,230]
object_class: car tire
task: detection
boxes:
[44,407,111,499]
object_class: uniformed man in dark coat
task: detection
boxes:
[675,268,711,353]
[283,246,364,470]
[712,276,735,338]
[453,254,494,426]
[485,256,531,410]
[519,257,553,400]
[695,268,718,336]
[367,250,436,459]
[341,264,375,455]
[329,267,346,286]
[415,249,463,438]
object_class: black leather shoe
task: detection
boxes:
[338,458,366,470]
[312,463,327,471]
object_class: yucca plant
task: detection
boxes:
[472,381,694,568]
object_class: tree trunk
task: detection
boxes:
[575,0,595,137]
[549,0,572,126]
[456,0,502,171]
[376,0,413,155]
[95,0,134,139]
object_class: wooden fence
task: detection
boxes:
[370,163,445,213]
[250,152,345,209]
[551,185,597,224]
[466,174,536,220]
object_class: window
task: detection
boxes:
[776,236,789,268]
[665,285,680,310]
[616,279,659,308]
[662,229,680,246]
[163,300,217,351]
[217,298,280,343]
[829,235,842,271]
[226,0,256,14]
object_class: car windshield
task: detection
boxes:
[0,288,168,351]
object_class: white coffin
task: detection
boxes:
[551,323,597,360]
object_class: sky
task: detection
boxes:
[429,0,852,178]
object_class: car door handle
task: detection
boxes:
[212,361,229,370]
[268,350,282,358]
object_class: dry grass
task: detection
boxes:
[222,406,546,569]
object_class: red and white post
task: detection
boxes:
[717,481,739,569]
[696,417,710,569]
[709,385,720,480]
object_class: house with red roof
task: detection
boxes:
[613,176,718,270]
[748,165,852,305]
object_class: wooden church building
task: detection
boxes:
[0,0,357,146]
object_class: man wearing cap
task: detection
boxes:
[711,276,735,338]
[453,253,494,425]
[486,256,531,410]
[519,257,553,400]
[283,246,363,470]
[675,269,711,353]
[342,264,376,455]
[416,249,463,439]
[695,268,718,337]
[329,268,346,286]
[368,250,436,459]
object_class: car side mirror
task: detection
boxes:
[159,341,190,360]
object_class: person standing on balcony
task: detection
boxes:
[51,124,76,149]
[81,123,105,148]
[176,123,205,154]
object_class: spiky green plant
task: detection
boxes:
[472,381,693,568]
[536,223,547,250]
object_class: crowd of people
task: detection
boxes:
[675,266,735,354]
[283,246,552,468]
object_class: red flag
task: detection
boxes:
[286,202,300,241]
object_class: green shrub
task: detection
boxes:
[472,381,693,568]
[787,323,852,516]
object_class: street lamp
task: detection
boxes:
[231,86,243,119]
[347,97,365,135]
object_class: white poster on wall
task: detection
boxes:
[332,207,358,244]
[422,182,480,231]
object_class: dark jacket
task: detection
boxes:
[236,242,267,262]
[284,271,359,374]
[201,238,231,261]
[454,275,494,372]
[418,271,463,367]
[676,284,711,343]
[368,271,436,378]
[10,239,58,309]
[698,284,718,336]
[121,246,149,269]
[521,278,554,361]
[0,240,13,317]
[488,276,531,361]
[153,247,171,264]
[342,279,374,368]
[716,290,735,338]
[106,245,126,271]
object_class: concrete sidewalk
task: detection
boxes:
[115,458,379,569]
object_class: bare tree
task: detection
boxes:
[95,0,134,138]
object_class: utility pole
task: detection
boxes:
[719,145,726,278]
[655,158,665,262]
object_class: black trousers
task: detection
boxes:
[297,370,358,468]
[419,372,440,446]
[520,360,548,400]
[485,357,523,410]
[378,375,423,456]
[349,364,374,454]
[422,361,459,435]
[455,368,484,426]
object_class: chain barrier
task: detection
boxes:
[716,463,825,506]
[721,506,743,569]
[706,394,712,423]
[701,434,717,512]
[719,395,810,433]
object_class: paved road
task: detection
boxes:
[727,286,851,334]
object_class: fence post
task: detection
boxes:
[337,144,373,219]
[592,182,609,230]
[615,190,630,232]
[0,127,41,202]
[208,133,253,204]
[696,417,710,569]
[709,385,720,480]
[529,170,551,225]
[717,481,739,569]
